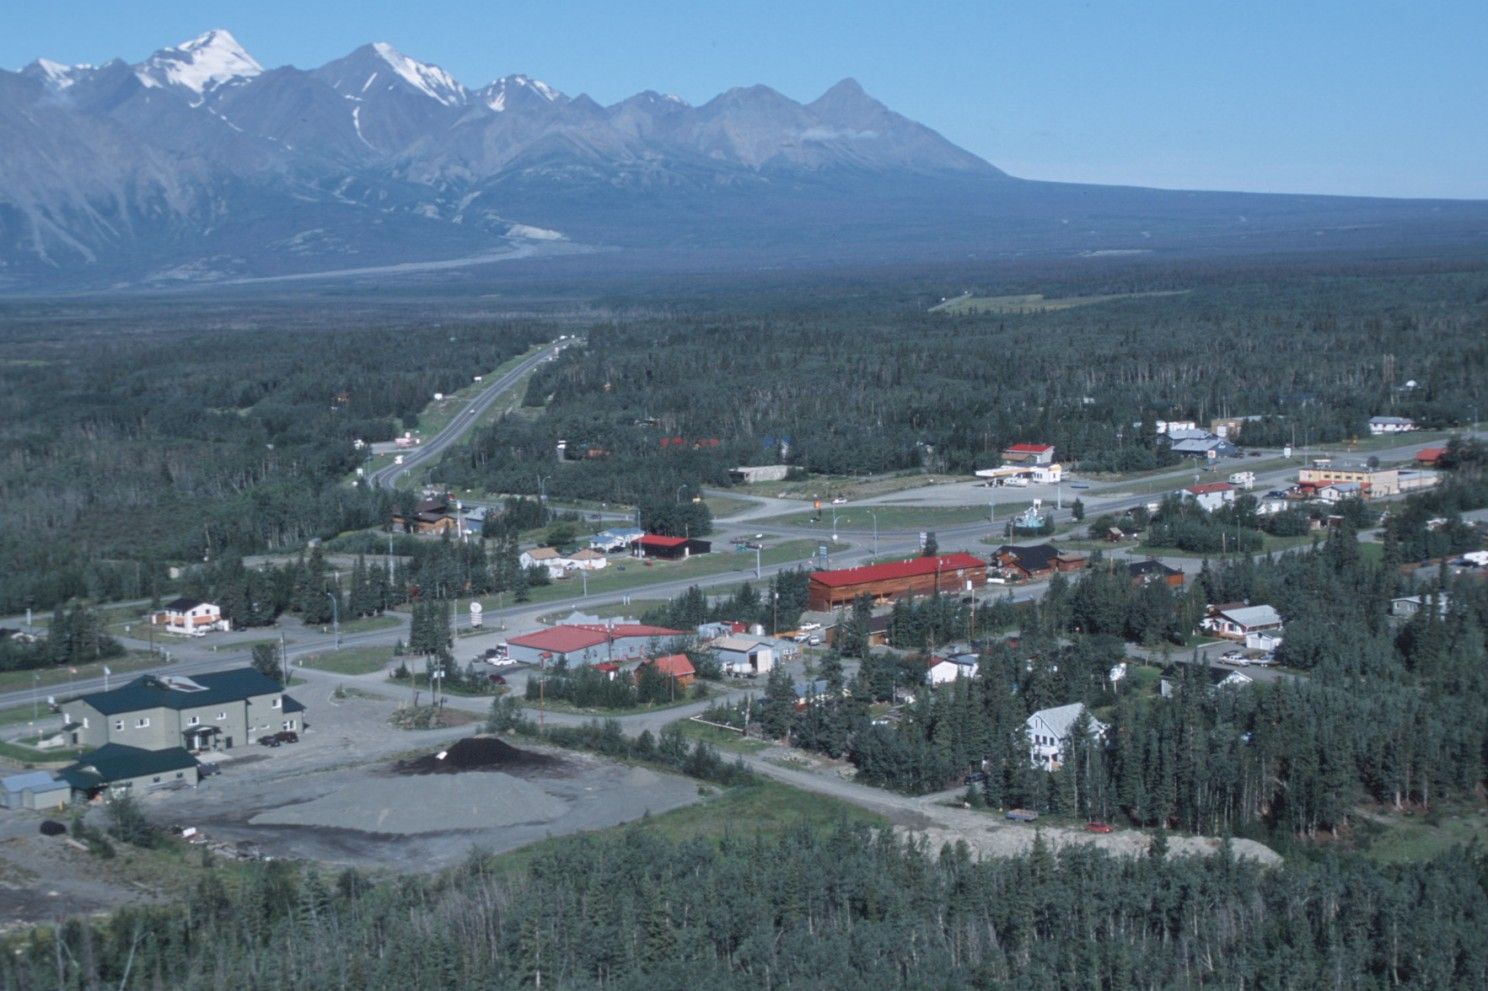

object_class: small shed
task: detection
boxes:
[1,771,71,811]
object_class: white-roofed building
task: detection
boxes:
[1025,703,1107,770]
[1204,605,1283,639]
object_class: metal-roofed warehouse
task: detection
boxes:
[807,553,987,611]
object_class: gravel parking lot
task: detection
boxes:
[152,689,701,870]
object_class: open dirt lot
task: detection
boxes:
[147,692,701,870]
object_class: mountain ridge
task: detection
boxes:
[2,29,1484,291]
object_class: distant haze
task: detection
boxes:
[3,1,1485,200]
[1,27,1485,291]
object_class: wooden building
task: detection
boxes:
[806,553,987,611]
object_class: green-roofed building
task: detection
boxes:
[60,744,199,798]
[60,668,304,754]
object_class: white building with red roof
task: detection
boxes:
[1001,443,1055,466]
[503,622,690,666]
[1181,481,1237,512]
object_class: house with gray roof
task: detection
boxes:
[1204,605,1283,639]
[1025,703,1107,770]
[61,668,303,754]
[1,770,71,811]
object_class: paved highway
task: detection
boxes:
[367,340,567,491]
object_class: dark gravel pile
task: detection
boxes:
[393,736,566,776]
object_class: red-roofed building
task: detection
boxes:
[1181,481,1236,512]
[639,653,696,689]
[807,553,987,611]
[503,623,690,666]
[1415,447,1447,467]
[1001,443,1055,466]
[634,534,713,560]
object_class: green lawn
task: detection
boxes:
[485,778,885,877]
[476,539,843,609]
[0,740,84,764]
[538,600,667,625]
[519,685,713,717]
[336,614,402,635]
[1143,533,1315,559]
[1352,804,1488,864]
[702,494,756,519]
[670,716,771,754]
[759,504,1015,530]
[299,645,397,676]
[0,651,162,695]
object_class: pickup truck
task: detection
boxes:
[1005,809,1040,823]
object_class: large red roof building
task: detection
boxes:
[807,553,987,611]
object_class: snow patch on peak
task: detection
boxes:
[369,42,465,106]
[136,28,261,98]
[483,74,564,111]
[26,58,94,91]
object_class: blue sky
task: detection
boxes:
[6,1,1485,198]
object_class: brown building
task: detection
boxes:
[1125,559,1185,588]
[807,553,987,611]
[392,494,459,535]
[990,544,1087,581]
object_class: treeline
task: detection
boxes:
[763,526,1488,837]
[8,821,1488,989]
[0,603,122,674]
[433,268,1488,502]
[0,313,552,612]
[639,570,813,634]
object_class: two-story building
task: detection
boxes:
[1297,460,1400,497]
[63,669,304,754]
[1025,703,1107,770]
[150,598,230,636]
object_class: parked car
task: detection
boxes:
[1005,809,1040,822]
[1085,821,1113,834]
[806,635,822,646]
[273,730,299,744]
[257,735,281,748]
[1220,649,1249,665]
[486,673,507,685]
[198,761,221,777]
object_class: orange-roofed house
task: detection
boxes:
[640,653,696,689]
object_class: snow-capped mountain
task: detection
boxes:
[134,29,262,103]
[1,29,1483,290]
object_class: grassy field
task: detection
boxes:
[537,600,667,625]
[486,777,885,877]
[930,290,1189,315]
[1144,533,1315,559]
[725,472,963,502]
[0,739,84,764]
[670,717,771,754]
[0,651,162,695]
[759,503,1014,530]
[298,645,396,676]
[519,685,713,717]
[335,614,402,635]
[1351,804,1488,863]
[475,540,843,610]
[702,494,757,519]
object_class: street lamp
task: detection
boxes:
[325,591,340,650]
[537,474,552,525]
[675,484,687,504]
[865,509,879,558]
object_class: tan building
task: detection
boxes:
[63,669,303,754]
[1297,461,1399,497]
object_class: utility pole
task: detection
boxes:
[867,509,878,558]
[538,474,551,526]
[326,591,340,650]
[280,630,288,685]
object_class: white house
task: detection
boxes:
[1390,594,1450,620]
[1204,605,1283,639]
[150,598,229,636]
[1025,703,1107,770]
[564,548,609,572]
[519,547,567,577]
[589,528,645,552]
[712,636,775,677]
[1245,630,1284,652]
[1181,481,1237,512]
[925,653,979,685]
[1368,415,1416,436]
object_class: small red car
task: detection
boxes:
[1084,821,1113,834]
